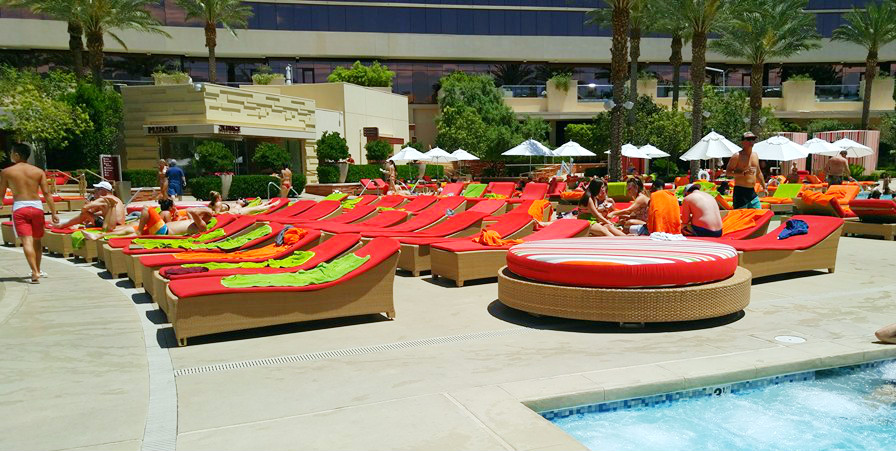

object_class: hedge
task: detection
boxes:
[316,164,445,184]
[190,174,306,200]
[123,169,157,187]
[188,176,222,201]
[317,164,339,184]
[395,164,444,180]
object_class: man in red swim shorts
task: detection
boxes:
[0,143,59,283]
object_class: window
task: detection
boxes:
[276,4,295,30]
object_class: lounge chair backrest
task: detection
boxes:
[417,211,487,235]
[525,219,590,240]
[826,184,860,204]
[400,195,438,213]
[441,183,464,196]
[606,181,630,201]
[849,199,896,223]
[370,195,405,208]
[548,181,567,196]
[519,182,549,200]
[218,216,258,236]
[423,196,466,213]
[486,214,535,237]
[467,199,506,215]
[358,210,410,227]
[486,182,516,198]
[462,183,487,197]
[327,205,377,223]
[772,183,804,199]
[291,200,341,221]
[387,206,448,232]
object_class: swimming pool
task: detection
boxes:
[545,360,896,451]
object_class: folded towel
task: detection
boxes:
[721,209,766,236]
[778,219,809,240]
[647,190,681,234]
[220,253,369,288]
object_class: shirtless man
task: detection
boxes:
[55,181,126,232]
[681,184,723,237]
[824,150,850,185]
[726,131,767,209]
[157,159,169,199]
[0,143,59,283]
[273,165,292,198]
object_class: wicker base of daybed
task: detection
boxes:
[45,231,74,257]
[103,244,129,278]
[738,224,842,278]
[842,221,895,241]
[165,253,399,346]
[73,239,99,262]
[498,266,752,323]
[1,222,20,247]
[431,248,510,287]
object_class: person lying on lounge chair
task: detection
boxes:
[681,184,723,237]
[219,198,278,215]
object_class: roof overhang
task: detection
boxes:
[142,123,315,140]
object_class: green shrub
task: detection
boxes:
[365,140,392,163]
[406,141,426,152]
[317,165,339,184]
[195,141,235,174]
[549,73,572,91]
[228,175,281,199]
[849,163,865,179]
[188,176,222,201]
[396,164,445,180]
[346,164,383,183]
[327,61,395,87]
[316,131,350,163]
[123,169,157,187]
[807,119,854,136]
[290,173,307,195]
[252,142,290,171]
[786,74,814,82]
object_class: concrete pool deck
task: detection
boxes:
[1,222,896,450]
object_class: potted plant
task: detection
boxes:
[152,68,192,85]
[195,141,235,199]
[365,139,392,165]
[251,65,285,85]
[316,131,350,183]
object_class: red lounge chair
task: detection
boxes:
[698,215,844,278]
[164,237,401,346]
[252,199,317,221]
[360,178,389,195]
[465,182,517,204]
[288,205,378,227]
[547,179,566,200]
[368,195,406,208]
[317,210,410,234]
[466,199,508,216]
[395,212,536,276]
[430,219,591,286]
[141,228,323,302]
[507,183,549,204]
[320,203,452,239]
[275,200,342,222]
[361,210,490,239]
[719,210,774,240]
[397,195,438,213]
[440,182,465,197]
[843,199,896,240]
[414,196,467,215]
[349,195,379,207]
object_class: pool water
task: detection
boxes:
[549,361,896,451]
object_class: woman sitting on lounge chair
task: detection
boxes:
[576,179,625,237]
[609,178,650,235]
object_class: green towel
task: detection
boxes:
[71,231,86,250]
[697,181,716,192]
[133,227,226,249]
[247,198,262,207]
[462,184,486,197]
[323,192,345,201]
[341,197,362,209]
[136,225,271,250]
[221,253,369,288]
[772,183,803,199]
[183,251,315,270]
[205,217,217,230]
[607,182,629,201]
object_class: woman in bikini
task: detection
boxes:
[578,179,625,237]
[608,178,650,235]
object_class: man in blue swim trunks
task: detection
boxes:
[165,159,186,201]
[726,131,767,209]
[681,184,724,237]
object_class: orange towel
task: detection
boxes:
[802,190,835,206]
[173,228,307,261]
[560,190,584,202]
[825,185,860,205]
[471,230,523,247]
[142,208,166,235]
[647,190,681,234]
[721,209,766,236]
[526,200,552,222]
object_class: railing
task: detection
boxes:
[815,84,860,101]
[655,85,782,98]
[500,85,546,98]
[577,84,614,102]
[266,181,301,200]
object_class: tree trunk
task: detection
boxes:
[205,22,218,83]
[670,34,683,111]
[628,25,641,125]
[609,2,631,182]
[749,62,763,135]
[85,29,104,86]
[67,21,84,79]
[861,50,877,130]
[689,30,707,178]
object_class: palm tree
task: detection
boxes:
[712,0,820,134]
[73,0,169,85]
[176,0,252,83]
[832,0,896,130]
[588,1,632,181]
[2,0,86,77]
[652,2,691,110]
[490,63,536,87]
[665,0,724,177]
[588,2,647,125]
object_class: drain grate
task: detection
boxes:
[174,328,532,376]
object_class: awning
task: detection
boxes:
[143,123,315,140]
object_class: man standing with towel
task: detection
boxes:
[0,143,59,283]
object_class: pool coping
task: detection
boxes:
[445,338,896,451]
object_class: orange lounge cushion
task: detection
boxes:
[506,237,738,288]
[825,185,860,205]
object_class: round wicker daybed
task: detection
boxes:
[497,237,752,323]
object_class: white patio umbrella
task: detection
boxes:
[752,136,810,161]
[553,140,597,158]
[803,138,842,155]
[388,146,427,162]
[422,147,458,163]
[826,138,873,158]
[451,149,480,161]
[680,131,741,161]
[605,143,652,159]
[639,144,670,158]
[502,139,553,157]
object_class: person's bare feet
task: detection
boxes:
[875,323,896,344]
[29,272,39,284]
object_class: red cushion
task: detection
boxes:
[849,199,896,223]
[162,233,359,280]
[253,200,316,221]
[399,196,438,213]
[362,211,486,238]
[168,237,400,298]
[698,215,843,251]
[369,195,405,208]
[466,199,507,215]
[506,237,739,288]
